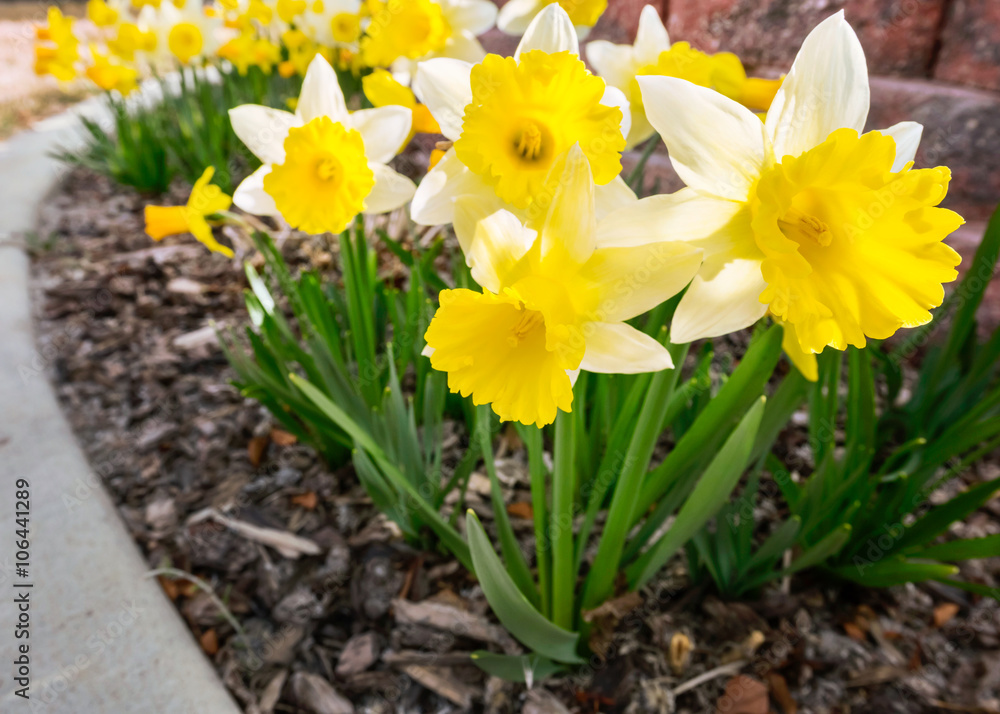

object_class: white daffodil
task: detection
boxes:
[497,0,605,39]
[298,0,361,50]
[587,5,784,148]
[141,0,224,66]
[410,3,635,236]
[360,0,497,77]
[423,145,703,427]
[613,11,961,378]
[229,53,416,235]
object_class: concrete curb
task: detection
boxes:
[0,98,242,712]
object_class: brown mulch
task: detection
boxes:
[30,166,1000,714]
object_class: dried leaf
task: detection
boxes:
[292,492,319,510]
[200,628,219,655]
[248,435,269,467]
[582,591,643,658]
[933,602,961,628]
[158,575,180,600]
[766,671,797,714]
[844,622,867,642]
[716,675,769,714]
[506,501,533,519]
[271,428,298,446]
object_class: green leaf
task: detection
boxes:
[829,558,958,588]
[477,406,539,608]
[742,516,801,579]
[916,534,1000,562]
[785,523,852,575]
[635,325,782,524]
[893,476,1000,554]
[469,651,565,684]
[466,512,584,664]
[628,397,766,590]
[935,578,1000,600]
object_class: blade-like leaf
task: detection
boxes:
[628,397,766,589]
[469,651,565,684]
[916,534,1000,562]
[466,512,584,664]
[830,558,958,588]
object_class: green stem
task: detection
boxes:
[550,410,577,630]
[626,134,660,194]
[524,426,552,619]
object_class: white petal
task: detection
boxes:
[634,5,670,62]
[580,322,674,374]
[228,105,299,164]
[881,121,922,172]
[515,3,578,59]
[540,145,595,268]
[298,54,348,124]
[638,76,770,201]
[765,11,869,159]
[442,0,497,36]
[579,242,704,322]
[596,188,747,251]
[410,148,496,226]
[671,256,768,343]
[497,0,543,36]
[440,31,489,64]
[350,106,412,164]
[585,40,636,90]
[601,84,632,143]
[413,58,473,141]
[233,165,280,217]
[625,111,656,150]
[454,198,536,292]
[365,164,416,214]
[594,176,637,220]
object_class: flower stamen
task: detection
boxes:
[516,123,544,162]
[780,206,832,247]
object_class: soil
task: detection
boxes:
[30,167,1000,714]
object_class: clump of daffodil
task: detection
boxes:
[411,4,634,228]
[87,0,120,27]
[145,167,235,257]
[229,54,415,235]
[423,145,702,427]
[362,69,441,148]
[587,5,782,147]
[85,45,139,93]
[298,0,362,53]
[622,12,962,379]
[107,19,159,64]
[34,7,80,81]
[497,0,606,38]
[144,0,222,66]
[217,31,281,74]
[360,0,496,75]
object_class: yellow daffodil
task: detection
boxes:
[424,145,702,427]
[298,0,361,50]
[142,0,221,66]
[498,0,606,38]
[87,0,120,27]
[586,5,782,147]
[145,167,234,257]
[218,32,281,74]
[363,68,441,148]
[621,12,962,378]
[85,46,139,93]
[411,4,634,228]
[108,22,158,62]
[360,0,496,72]
[34,8,79,81]
[229,54,415,234]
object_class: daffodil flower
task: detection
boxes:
[360,0,497,75]
[362,68,442,147]
[298,0,361,50]
[145,167,234,257]
[85,45,139,93]
[142,0,222,66]
[586,5,781,148]
[497,0,606,39]
[229,54,416,235]
[410,3,635,229]
[618,11,962,377]
[423,145,702,427]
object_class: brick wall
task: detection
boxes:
[484,0,1000,226]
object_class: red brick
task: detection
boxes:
[665,0,946,76]
[933,0,1000,92]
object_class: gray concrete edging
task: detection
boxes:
[0,94,242,713]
